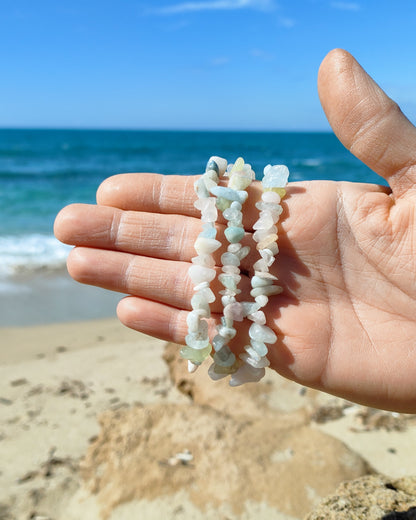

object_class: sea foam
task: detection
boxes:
[0,234,71,278]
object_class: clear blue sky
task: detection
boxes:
[1,0,416,130]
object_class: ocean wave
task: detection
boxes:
[0,234,71,278]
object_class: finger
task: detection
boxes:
[318,48,416,198]
[55,202,202,261]
[96,172,264,225]
[117,296,251,356]
[54,203,262,270]
[66,246,252,312]
[117,296,211,344]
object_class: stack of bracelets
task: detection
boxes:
[182,156,289,386]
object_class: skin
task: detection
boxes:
[54,49,416,412]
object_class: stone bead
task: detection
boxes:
[218,277,237,293]
[231,157,245,172]
[259,241,279,257]
[193,280,209,291]
[251,275,273,288]
[265,187,286,198]
[230,201,242,211]
[255,201,283,218]
[224,226,245,244]
[194,237,221,255]
[196,286,216,302]
[228,216,243,228]
[204,169,219,182]
[243,346,261,361]
[224,302,245,322]
[219,287,241,296]
[253,226,277,243]
[192,254,216,268]
[253,213,275,230]
[190,294,210,316]
[263,204,283,218]
[203,176,218,192]
[194,177,210,198]
[185,334,212,352]
[194,196,216,211]
[213,346,236,367]
[186,310,203,333]
[212,334,227,352]
[256,234,278,251]
[240,353,270,368]
[208,156,227,175]
[236,190,248,203]
[254,271,278,281]
[206,158,220,175]
[253,258,269,272]
[221,251,240,266]
[210,185,240,202]
[229,364,265,386]
[263,164,289,187]
[180,344,212,364]
[208,364,228,380]
[241,301,261,316]
[223,207,241,221]
[198,225,217,240]
[216,197,232,211]
[262,190,281,204]
[248,310,266,325]
[250,285,283,298]
[249,323,277,344]
[185,332,210,350]
[222,265,240,274]
[259,248,276,266]
[236,245,250,260]
[251,340,269,357]
[228,242,242,253]
[188,265,216,285]
[255,294,269,307]
[208,362,236,380]
[221,315,233,328]
[201,210,218,223]
[218,273,241,291]
[218,325,236,340]
[221,294,236,307]
[229,172,252,190]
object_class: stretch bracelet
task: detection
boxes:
[182,156,227,373]
[230,164,289,386]
[208,158,254,380]
[184,156,288,385]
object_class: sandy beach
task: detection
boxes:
[2,313,416,519]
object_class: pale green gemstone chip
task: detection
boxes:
[180,344,212,364]
[185,333,210,350]
[224,226,245,244]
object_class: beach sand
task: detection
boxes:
[1,317,416,519]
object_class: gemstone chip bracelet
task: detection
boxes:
[183,156,289,385]
[229,164,289,386]
[208,157,254,381]
[182,156,227,373]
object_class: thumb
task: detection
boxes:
[318,48,416,199]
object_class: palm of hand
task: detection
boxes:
[54,49,416,412]
[277,180,416,410]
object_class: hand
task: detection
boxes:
[54,49,416,412]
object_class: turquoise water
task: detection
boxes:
[0,128,381,283]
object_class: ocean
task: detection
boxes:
[0,129,380,325]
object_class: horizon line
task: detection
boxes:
[0,126,333,133]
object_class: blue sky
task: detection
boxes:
[1,0,416,130]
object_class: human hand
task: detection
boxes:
[54,49,416,412]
